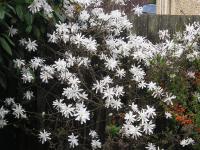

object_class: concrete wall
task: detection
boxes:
[157,0,200,15]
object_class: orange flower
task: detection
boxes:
[170,104,186,114]
[175,115,185,122]
[182,119,193,125]
[175,115,193,125]
[195,128,200,133]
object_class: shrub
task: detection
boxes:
[0,0,200,149]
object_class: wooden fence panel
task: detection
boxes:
[130,15,200,42]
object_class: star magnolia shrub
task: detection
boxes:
[1,0,200,149]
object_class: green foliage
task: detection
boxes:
[195,112,200,128]
[0,5,5,20]
[149,0,156,4]
[0,37,12,55]
[106,124,121,137]
[0,0,58,89]
[0,70,7,89]
[169,75,189,105]
[2,33,15,46]
[16,5,23,21]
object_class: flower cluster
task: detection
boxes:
[180,137,195,147]
[0,97,27,128]
[68,133,79,148]
[28,0,53,15]
[38,129,51,144]
[145,143,164,150]
[121,103,156,139]
[89,130,102,149]
[0,106,9,128]
[53,100,90,124]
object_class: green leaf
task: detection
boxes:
[195,112,200,127]
[7,4,16,14]
[54,10,65,22]
[25,0,33,4]
[16,5,24,21]
[106,125,120,137]
[0,71,7,89]
[0,5,5,20]
[1,34,15,46]
[0,37,12,55]
[24,12,33,25]
[5,11,12,18]
[25,25,32,33]
[33,26,41,39]
[40,25,45,34]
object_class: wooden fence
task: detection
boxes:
[130,15,200,42]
